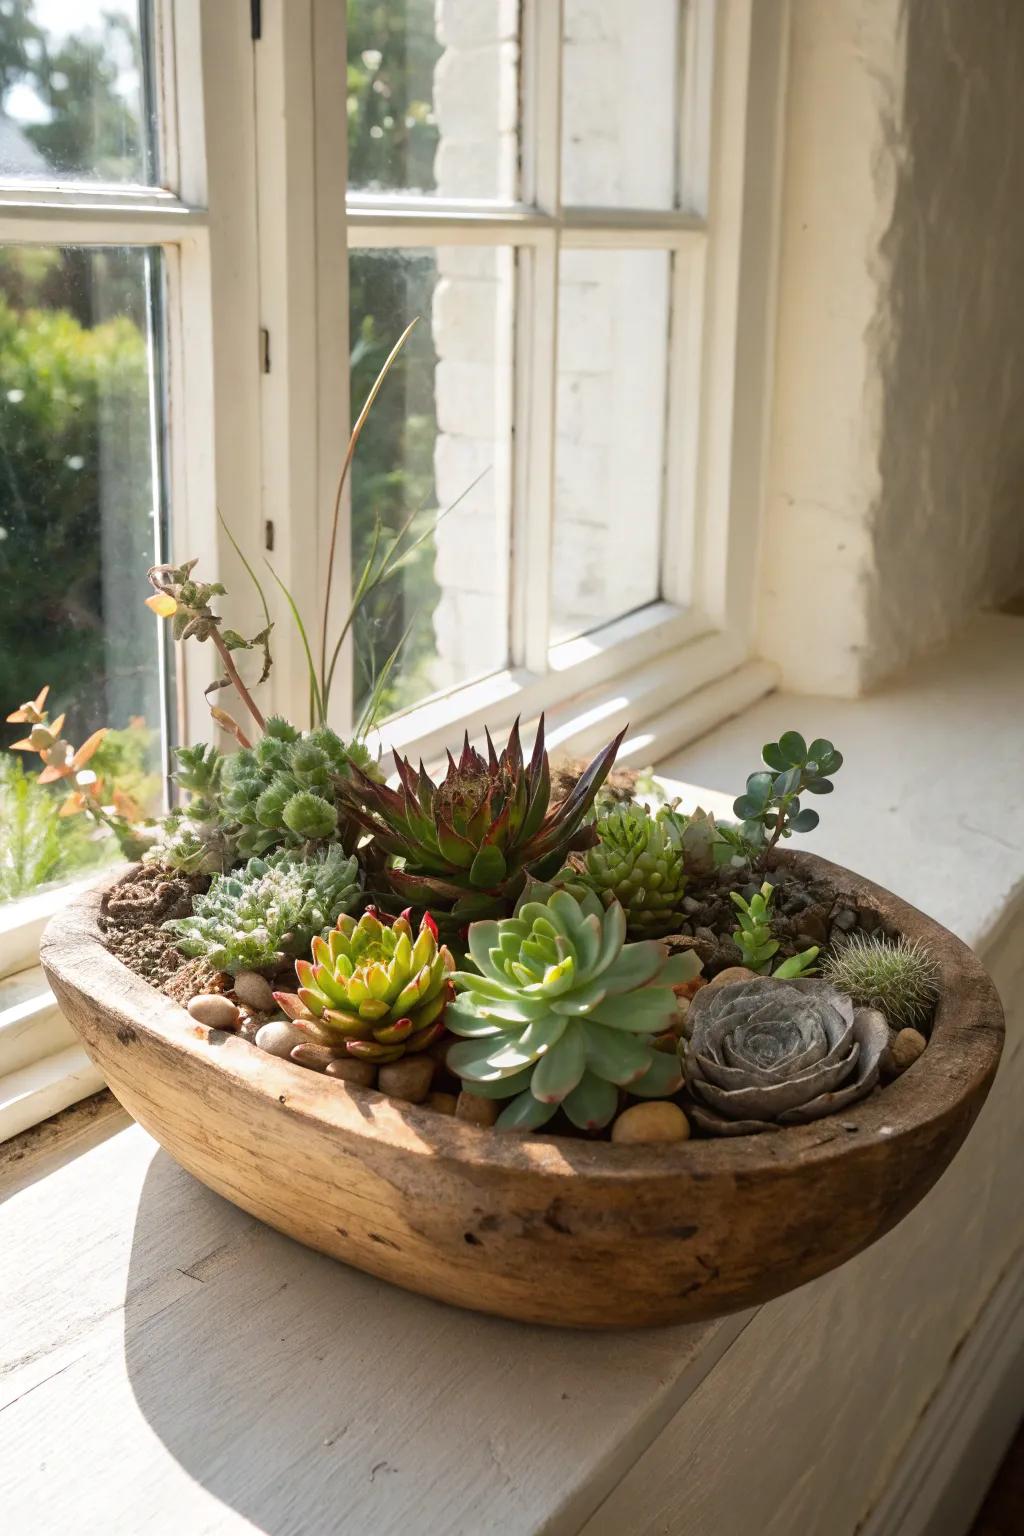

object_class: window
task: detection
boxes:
[0,4,172,927]
[334,0,786,764]
[0,3,251,939]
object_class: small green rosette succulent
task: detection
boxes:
[275,909,453,1062]
[578,805,688,937]
[164,845,361,975]
[447,885,701,1131]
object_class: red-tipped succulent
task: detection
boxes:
[274,907,452,1063]
[337,716,625,929]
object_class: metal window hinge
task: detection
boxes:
[265,520,275,551]
[259,327,270,373]
[251,0,262,41]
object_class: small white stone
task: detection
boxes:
[232,970,276,1011]
[188,993,240,1031]
[254,1021,307,1059]
[611,1102,690,1145]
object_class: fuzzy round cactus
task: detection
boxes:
[275,909,453,1062]
[447,884,701,1132]
[822,932,939,1030]
[577,806,688,937]
[683,977,889,1135]
[163,845,361,975]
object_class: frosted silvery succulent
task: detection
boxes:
[164,845,362,975]
[683,977,889,1135]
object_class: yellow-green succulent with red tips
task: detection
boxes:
[274,907,453,1062]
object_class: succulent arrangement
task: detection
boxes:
[78,326,945,1149]
[105,674,937,1142]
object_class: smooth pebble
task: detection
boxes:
[378,1055,436,1104]
[232,970,277,1011]
[324,1058,377,1087]
[705,966,757,991]
[188,993,240,1031]
[455,1091,500,1127]
[611,1101,690,1145]
[290,1042,343,1072]
[254,1021,307,1059]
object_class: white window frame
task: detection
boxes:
[252,0,789,770]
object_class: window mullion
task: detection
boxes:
[510,0,563,677]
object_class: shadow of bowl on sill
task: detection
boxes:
[123,1147,719,1536]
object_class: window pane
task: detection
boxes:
[347,0,518,199]
[349,246,512,718]
[561,0,678,209]
[550,250,670,645]
[0,245,167,906]
[0,1,154,183]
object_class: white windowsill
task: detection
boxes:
[2,612,1022,1533]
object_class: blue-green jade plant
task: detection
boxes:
[733,732,843,855]
[446,884,701,1131]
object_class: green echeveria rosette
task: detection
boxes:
[446,884,701,1132]
[163,845,362,975]
[275,909,453,1062]
[579,806,688,938]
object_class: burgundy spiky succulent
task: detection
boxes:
[339,716,625,929]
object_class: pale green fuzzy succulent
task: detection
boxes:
[576,806,688,938]
[822,932,939,1030]
[164,845,361,975]
[447,884,701,1132]
[220,715,382,859]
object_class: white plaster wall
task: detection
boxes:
[758,0,1024,696]
[755,0,904,696]
[865,0,1024,685]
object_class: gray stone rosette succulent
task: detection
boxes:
[683,977,889,1134]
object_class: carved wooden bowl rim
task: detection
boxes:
[41,850,1004,1186]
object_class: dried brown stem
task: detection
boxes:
[211,630,265,735]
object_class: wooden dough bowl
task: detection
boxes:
[42,851,1004,1329]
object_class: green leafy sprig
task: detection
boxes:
[733,732,843,854]
[730,881,818,978]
